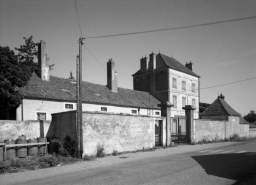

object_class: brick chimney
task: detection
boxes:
[37,40,50,81]
[185,61,193,71]
[149,52,156,70]
[107,59,118,93]
[140,56,148,73]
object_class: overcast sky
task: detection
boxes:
[1,0,256,115]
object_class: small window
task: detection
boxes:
[192,99,196,107]
[192,83,196,92]
[37,112,46,121]
[172,78,177,88]
[101,107,107,112]
[65,104,73,109]
[173,95,177,108]
[182,81,186,90]
[131,110,137,114]
[155,111,160,116]
[182,97,186,107]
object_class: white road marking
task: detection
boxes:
[209,150,223,153]
[236,151,247,153]
[199,150,212,153]
[219,150,235,153]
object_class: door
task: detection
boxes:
[171,117,187,143]
[155,120,162,146]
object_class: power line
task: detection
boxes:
[74,0,83,38]
[84,15,256,40]
[201,76,256,90]
[83,45,107,71]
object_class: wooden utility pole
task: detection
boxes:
[76,37,84,159]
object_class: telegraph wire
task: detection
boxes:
[200,76,256,90]
[84,15,256,40]
[83,45,107,71]
[74,0,83,38]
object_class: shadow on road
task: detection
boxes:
[192,152,256,181]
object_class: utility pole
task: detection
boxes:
[76,37,84,159]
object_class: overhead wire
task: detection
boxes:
[73,0,83,38]
[84,15,256,40]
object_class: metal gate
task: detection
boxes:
[171,117,188,144]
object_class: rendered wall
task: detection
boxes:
[17,99,160,121]
[0,120,50,141]
[193,116,249,142]
[82,112,164,156]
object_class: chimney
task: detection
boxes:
[140,56,148,73]
[149,52,156,70]
[38,40,50,81]
[107,59,118,93]
[218,93,225,99]
[185,61,193,71]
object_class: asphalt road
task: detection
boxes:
[2,140,256,185]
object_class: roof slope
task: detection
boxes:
[20,73,161,109]
[132,53,200,77]
[159,54,200,77]
[200,97,241,117]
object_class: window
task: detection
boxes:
[182,81,186,90]
[173,95,177,108]
[131,110,137,114]
[192,83,196,92]
[37,112,46,121]
[172,78,177,88]
[192,99,196,107]
[155,111,160,116]
[101,107,107,112]
[65,104,73,110]
[182,97,186,107]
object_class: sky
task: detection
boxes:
[1,0,256,116]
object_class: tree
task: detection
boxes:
[15,35,39,79]
[244,110,256,123]
[0,46,26,119]
[0,36,38,119]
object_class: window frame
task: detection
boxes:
[101,107,107,112]
[64,103,74,110]
[192,83,196,92]
[182,81,186,91]
[172,78,177,88]
[182,97,186,107]
[35,111,47,121]
[192,99,196,108]
[173,95,177,108]
[131,110,137,114]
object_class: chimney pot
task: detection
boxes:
[107,59,118,93]
[185,61,193,71]
[37,40,50,81]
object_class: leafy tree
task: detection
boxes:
[0,36,38,119]
[15,35,39,78]
[244,110,256,123]
[0,46,26,119]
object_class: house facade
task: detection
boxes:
[132,53,200,135]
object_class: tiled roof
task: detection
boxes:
[20,73,161,109]
[159,54,200,77]
[132,53,200,78]
[199,102,211,113]
[200,97,241,117]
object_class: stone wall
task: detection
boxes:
[49,111,164,156]
[193,116,249,142]
[0,120,50,141]
[82,112,159,155]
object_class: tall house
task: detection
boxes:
[133,52,200,119]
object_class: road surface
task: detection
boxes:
[2,139,256,185]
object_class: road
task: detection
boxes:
[2,139,256,185]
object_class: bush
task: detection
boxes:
[83,155,96,161]
[38,154,59,168]
[112,150,119,156]
[96,143,105,158]
[50,136,77,157]
[230,133,240,141]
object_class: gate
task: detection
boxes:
[171,117,188,144]
[155,120,162,146]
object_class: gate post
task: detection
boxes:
[158,101,173,147]
[183,105,196,144]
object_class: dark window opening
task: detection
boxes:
[132,110,137,114]
[65,104,73,109]
[101,107,107,112]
